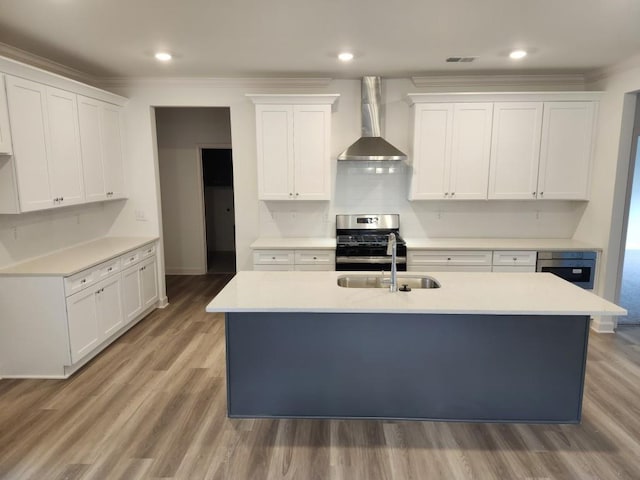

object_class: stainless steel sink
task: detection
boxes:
[336,275,440,289]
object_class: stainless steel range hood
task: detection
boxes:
[337,76,407,161]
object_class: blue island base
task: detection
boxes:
[225,312,589,423]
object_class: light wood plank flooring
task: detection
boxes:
[1,275,640,479]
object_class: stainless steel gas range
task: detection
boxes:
[335,214,407,271]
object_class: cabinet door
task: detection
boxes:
[0,74,13,155]
[449,103,493,199]
[96,275,124,338]
[140,257,159,310]
[5,75,54,212]
[293,105,331,200]
[77,96,107,202]
[121,263,142,323]
[46,87,84,206]
[410,104,453,200]
[538,102,595,200]
[488,102,543,200]
[256,104,294,200]
[66,287,99,364]
[101,103,126,198]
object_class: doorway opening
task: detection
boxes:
[619,130,640,325]
[201,147,236,273]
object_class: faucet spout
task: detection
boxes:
[387,233,398,292]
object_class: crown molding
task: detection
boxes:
[0,42,99,86]
[585,54,640,85]
[97,76,334,90]
[407,91,602,105]
[411,73,587,90]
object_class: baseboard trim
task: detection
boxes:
[165,268,207,275]
[158,296,169,308]
[590,315,616,334]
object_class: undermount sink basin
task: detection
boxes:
[337,274,441,289]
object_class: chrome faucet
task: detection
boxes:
[386,232,398,292]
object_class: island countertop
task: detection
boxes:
[206,271,626,316]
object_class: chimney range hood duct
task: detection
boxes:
[337,76,407,161]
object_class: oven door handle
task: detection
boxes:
[336,256,407,264]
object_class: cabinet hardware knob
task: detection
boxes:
[295,193,299,196]
[451,192,455,196]
[81,279,86,283]
[108,267,112,271]
[532,192,536,196]
[272,256,276,260]
[513,257,517,261]
[130,257,134,261]
[447,257,452,261]
[540,192,544,196]
[60,197,64,202]
[289,193,293,196]
[444,192,449,196]
[313,256,317,260]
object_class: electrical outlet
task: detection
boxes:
[135,209,147,222]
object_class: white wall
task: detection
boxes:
[571,60,640,330]
[103,76,595,304]
[155,107,231,274]
[627,142,640,249]
[0,201,124,269]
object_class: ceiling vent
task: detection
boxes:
[446,56,477,63]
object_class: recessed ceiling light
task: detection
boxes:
[509,49,527,60]
[155,52,172,62]
[338,52,354,62]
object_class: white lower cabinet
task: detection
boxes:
[66,286,100,364]
[66,274,124,364]
[122,263,143,322]
[408,250,492,271]
[408,249,537,273]
[253,248,335,271]
[0,241,159,378]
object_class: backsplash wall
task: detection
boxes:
[259,162,587,239]
[0,201,124,268]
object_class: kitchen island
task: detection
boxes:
[206,271,625,423]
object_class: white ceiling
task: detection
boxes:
[0,0,639,79]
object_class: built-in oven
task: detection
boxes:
[336,214,407,272]
[536,251,597,290]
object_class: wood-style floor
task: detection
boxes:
[1,275,640,480]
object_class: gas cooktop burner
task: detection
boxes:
[336,234,404,247]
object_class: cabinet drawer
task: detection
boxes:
[492,250,537,266]
[408,265,492,272]
[408,250,492,266]
[253,250,294,265]
[121,250,141,267]
[64,269,96,296]
[294,250,335,265]
[253,264,295,271]
[139,243,156,259]
[96,258,121,279]
[492,265,536,272]
[294,264,334,271]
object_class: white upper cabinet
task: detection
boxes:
[78,96,126,202]
[78,96,107,202]
[537,102,595,200]
[410,102,493,200]
[0,59,127,214]
[488,102,543,200]
[0,74,13,155]
[4,75,55,212]
[101,102,126,199]
[250,94,338,201]
[46,86,85,207]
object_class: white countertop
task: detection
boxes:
[251,237,600,251]
[404,238,601,251]
[206,271,625,316]
[0,236,159,276]
[251,237,337,249]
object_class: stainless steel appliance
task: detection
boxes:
[536,251,597,289]
[336,214,407,271]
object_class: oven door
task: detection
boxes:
[336,256,407,272]
[536,259,595,289]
